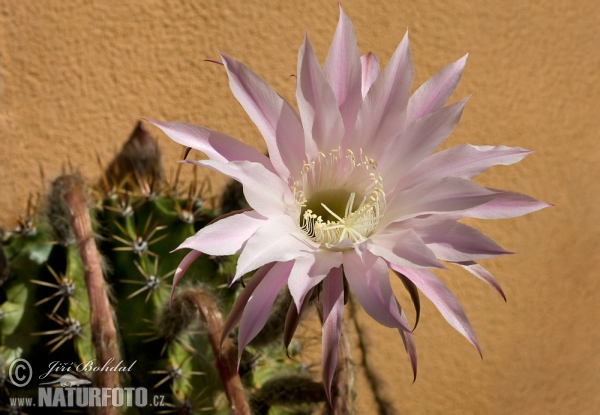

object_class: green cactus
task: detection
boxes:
[0,122,330,415]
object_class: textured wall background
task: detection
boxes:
[1,0,598,413]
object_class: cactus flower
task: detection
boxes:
[148,7,548,401]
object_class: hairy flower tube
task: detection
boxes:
[148,7,549,402]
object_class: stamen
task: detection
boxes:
[296,148,386,245]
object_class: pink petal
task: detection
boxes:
[237,261,294,362]
[324,6,362,142]
[453,261,506,301]
[170,250,202,307]
[397,307,418,381]
[287,250,343,312]
[380,98,469,188]
[353,31,413,158]
[460,189,551,219]
[196,159,295,218]
[382,177,497,227]
[397,144,532,191]
[284,286,314,351]
[297,34,345,153]
[145,119,274,171]
[234,215,318,281]
[360,52,379,98]
[177,210,265,255]
[343,250,411,332]
[321,266,344,404]
[391,264,481,356]
[406,53,468,125]
[220,263,275,347]
[368,228,443,268]
[403,218,511,261]
[220,53,306,182]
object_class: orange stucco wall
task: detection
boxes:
[1,1,598,413]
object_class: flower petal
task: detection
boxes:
[459,189,551,219]
[145,119,273,171]
[196,159,295,218]
[380,97,469,188]
[343,250,411,332]
[237,261,294,362]
[284,286,314,352]
[390,265,481,356]
[170,250,202,307]
[220,263,275,347]
[406,53,468,125]
[360,52,379,98]
[397,307,417,381]
[287,250,343,312]
[397,144,533,191]
[368,228,443,269]
[353,31,413,158]
[324,6,362,142]
[297,34,345,153]
[177,210,265,255]
[220,53,306,182]
[403,218,511,261]
[234,215,317,281]
[382,177,497,227]
[453,261,506,301]
[321,266,344,404]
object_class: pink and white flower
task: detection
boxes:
[148,7,549,401]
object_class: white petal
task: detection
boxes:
[343,250,411,332]
[220,53,306,182]
[297,34,345,153]
[196,159,295,218]
[177,210,266,255]
[352,31,413,158]
[368,228,443,268]
[324,6,362,142]
[234,215,318,280]
[397,144,532,191]
[287,250,343,311]
[406,53,468,125]
[146,119,274,171]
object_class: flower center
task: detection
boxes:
[294,148,385,245]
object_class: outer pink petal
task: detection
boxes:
[397,306,417,381]
[237,261,294,362]
[297,34,345,153]
[220,263,275,347]
[360,52,379,98]
[234,215,318,281]
[324,6,362,142]
[453,261,506,301]
[353,31,413,158]
[401,218,511,261]
[459,189,551,219]
[196,159,295,218]
[321,266,344,404]
[220,53,306,182]
[343,250,411,332]
[145,119,274,171]
[177,210,265,255]
[397,144,533,191]
[368,228,443,269]
[380,98,469,189]
[170,250,202,306]
[287,250,343,312]
[382,177,497,228]
[406,53,468,125]
[391,264,481,356]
